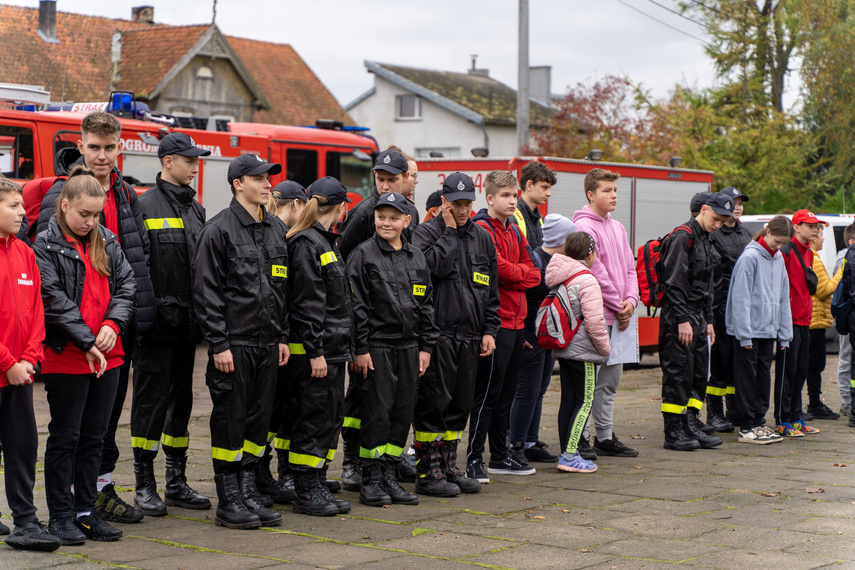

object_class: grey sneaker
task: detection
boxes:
[760,425,783,442]
[841,403,851,416]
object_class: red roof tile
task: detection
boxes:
[118,25,209,97]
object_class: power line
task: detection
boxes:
[687,0,721,13]
[645,0,706,27]
[613,0,710,45]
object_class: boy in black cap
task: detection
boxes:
[346,192,439,507]
[658,192,733,451]
[193,154,290,529]
[131,132,212,517]
[412,172,500,496]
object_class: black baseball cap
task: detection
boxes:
[442,172,476,202]
[690,191,712,215]
[227,154,282,185]
[706,192,735,217]
[425,189,443,210]
[272,180,308,201]
[374,192,409,214]
[372,150,408,175]
[307,176,352,205]
[157,132,212,158]
[721,186,749,203]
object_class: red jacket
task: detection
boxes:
[782,237,814,327]
[0,234,44,388]
[474,210,541,329]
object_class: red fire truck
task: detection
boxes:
[416,156,715,351]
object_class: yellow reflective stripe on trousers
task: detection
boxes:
[414,431,443,443]
[851,379,855,388]
[385,444,404,457]
[131,437,160,451]
[342,416,361,429]
[687,398,704,410]
[705,386,727,397]
[211,447,242,462]
[360,444,386,459]
[242,440,265,457]
[143,217,184,231]
[326,449,336,461]
[267,431,276,443]
[661,403,686,414]
[273,437,290,450]
[289,343,306,355]
[160,433,189,448]
[442,431,462,441]
[725,386,735,395]
[320,251,338,266]
[289,451,325,469]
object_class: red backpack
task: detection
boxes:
[535,269,591,350]
[22,176,65,239]
[636,225,693,308]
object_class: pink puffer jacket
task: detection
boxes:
[545,254,611,364]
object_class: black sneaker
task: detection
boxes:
[509,442,529,466]
[466,459,490,484]
[807,403,840,420]
[96,483,144,523]
[522,441,557,462]
[801,410,814,421]
[74,513,123,542]
[0,518,9,536]
[593,433,639,458]
[577,436,597,461]
[5,520,61,552]
[486,455,536,476]
[48,515,86,546]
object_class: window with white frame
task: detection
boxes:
[396,95,422,120]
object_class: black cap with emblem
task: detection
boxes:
[371,150,408,175]
[441,172,476,202]
[374,192,409,214]
[227,154,282,185]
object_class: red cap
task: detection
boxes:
[792,209,827,226]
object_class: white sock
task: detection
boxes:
[524,442,536,449]
[76,511,91,518]
[96,473,112,493]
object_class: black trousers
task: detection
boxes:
[269,361,297,456]
[775,324,809,424]
[509,327,555,445]
[99,330,135,476]
[557,359,596,455]
[357,345,419,464]
[414,336,480,442]
[733,337,775,431]
[0,383,38,526]
[131,340,196,462]
[341,371,361,443]
[708,312,734,400]
[44,369,120,517]
[467,328,525,464]
[806,328,827,406]
[289,359,345,472]
[206,345,277,475]
[659,308,708,414]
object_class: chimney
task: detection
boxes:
[529,66,551,104]
[467,54,490,78]
[37,0,59,44]
[131,6,155,24]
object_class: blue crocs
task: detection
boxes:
[556,452,598,473]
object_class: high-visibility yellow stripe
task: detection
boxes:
[342,416,361,429]
[851,379,855,388]
[513,209,528,239]
[320,251,337,266]
[360,444,386,459]
[442,431,462,441]
[687,398,704,410]
[725,386,735,395]
[131,437,160,451]
[212,447,242,462]
[289,343,306,355]
[242,440,265,457]
[143,217,184,231]
[705,386,727,396]
[273,437,290,450]
[661,403,686,414]
[267,431,276,443]
[385,444,404,457]
[326,449,336,461]
[414,431,443,443]
[289,451,325,468]
[160,433,189,448]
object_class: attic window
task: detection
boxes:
[196,65,214,80]
[396,95,422,120]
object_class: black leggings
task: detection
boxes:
[557,359,596,455]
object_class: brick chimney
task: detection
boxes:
[131,6,155,24]
[38,0,58,44]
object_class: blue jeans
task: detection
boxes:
[509,328,555,445]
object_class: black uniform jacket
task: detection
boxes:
[659,216,715,325]
[346,233,440,354]
[34,218,136,354]
[710,221,752,317]
[37,147,156,335]
[193,198,289,353]
[412,215,501,341]
[337,190,419,258]
[137,174,206,342]
[288,222,355,363]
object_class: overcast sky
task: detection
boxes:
[10,0,732,107]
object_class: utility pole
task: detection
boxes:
[517,0,530,154]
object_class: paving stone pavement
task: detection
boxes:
[3,348,855,569]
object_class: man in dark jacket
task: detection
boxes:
[131,133,212,517]
[658,192,733,451]
[36,112,154,524]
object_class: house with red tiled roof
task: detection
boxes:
[0,2,352,126]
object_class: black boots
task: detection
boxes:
[165,455,212,509]
[254,453,296,504]
[292,470,339,517]
[239,469,282,527]
[381,461,419,505]
[663,413,700,451]
[276,449,297,498]
[414,441,460,497]
[214,472,260,529]
[360,463,392,507]
[393,455,417,483]
[441,440,480,494]
[706,396,735,433]
[134,461,167,516]
[685,410,723,448]
[341,435,361,492]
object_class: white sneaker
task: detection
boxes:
[738,427,773,444]
[761,425,783,442]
